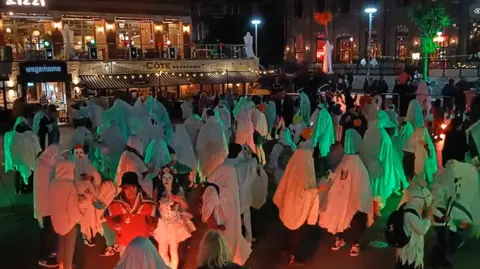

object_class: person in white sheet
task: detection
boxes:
[35,144,62,268]
[430,160,480,268]
[360,104,396,213]
[171,123,197,188]
[201,143,252,266]
[273,128,324,265]
[267,128,296,184]
[234,145,259,243]
[216,102,232,142]
[33,105,53,150]
[405,99,437,183]
[49,161,89,269]
[396,186,433,269]
[116,136,154,197]
[251,101,269,165]
[196,109,229,179]
[4,117,42,194]
[70,118,94,158]
[96,119,126,179]
[181,97,194,120]
[71,144,103,247]
[265,98,277,140]
[235,100,256,152]
[310,103,335,159]
[319,129,374,257]
[114,236,169,269]
[153,168,195,269]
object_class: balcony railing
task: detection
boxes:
[6,43,247,61]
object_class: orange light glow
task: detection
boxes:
[440,134,446,140]
[441,123,447,130]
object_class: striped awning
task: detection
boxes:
[190,71,258,85]
[80,73,192,89]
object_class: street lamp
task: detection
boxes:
[364,7,377,79]
[251,19,261,57]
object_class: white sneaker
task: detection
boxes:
[331,238,346,251]
[349,244,360,256]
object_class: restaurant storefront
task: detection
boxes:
[15,60,71,122]
[0,0,191,60]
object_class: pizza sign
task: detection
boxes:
[6,0,46,7]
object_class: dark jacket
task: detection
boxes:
[442,129,468,167]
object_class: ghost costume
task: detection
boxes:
[235,101,256,152]
[430,160,480,267]
[310,104,335,157]
[34,145,62,262]
[4,117,42,192]
[251,107,269,164]
[171,124,196,186]
[265,100,277,138]
[72,146,103,242]
[183,114,203,151]
[117,136,154,197]
[299,92,311,126]
[196,116,229,179]
[97,122,126,179]
[268,128,296,184]
[216,104,232,142]
[114,237,169,269]
[103,99,133,141]
[360,107,396,209]
[70,124,94,156]
[405,100,437,183]
[235,148,259,242]
[49,161,89,269]
[201,158,252,265]
[273,139,320,261]
[319,129,374,245]
[396,186,433,269]
[181,100,194,120]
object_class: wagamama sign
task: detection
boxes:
[6,0,46,7]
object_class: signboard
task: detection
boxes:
[19,61,69,83]
[77,59,259,75]
[5,0,46,7]
[470,4,480,18]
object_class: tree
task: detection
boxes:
[409,2,451,81]
[314,11,333,40]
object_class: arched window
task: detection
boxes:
[336,35,353,63]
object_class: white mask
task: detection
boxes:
[73,148,85,160]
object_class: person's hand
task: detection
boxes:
[425,206,434,221]
[441,215,451,222]
[217,224,226,231]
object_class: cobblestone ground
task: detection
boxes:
[0,127,479,269]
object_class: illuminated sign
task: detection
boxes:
[5,0,46,7]
[25,66,62,74]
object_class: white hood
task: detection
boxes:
[34,144,62,220]
[196,117,228,178]
[114,237,169,269]
[171,123,196,170]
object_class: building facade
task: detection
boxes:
[284,0,475,67]
[0,0,259,119]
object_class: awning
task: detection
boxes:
[190,71,258,85]
[80,73,191,89]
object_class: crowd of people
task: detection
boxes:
[3,74,480,269]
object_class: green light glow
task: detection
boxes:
[409,3,451,81]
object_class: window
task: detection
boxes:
[117,21,141,47]
[63,20,95,52]
[468,19,480,55]
[395,27,409,58]
[336,36,353,63]
[365,30,381,57]
[294,35,304,62]
[294,0,303,18]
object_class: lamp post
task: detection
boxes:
[364,7,377,79]
[251,19,261,57]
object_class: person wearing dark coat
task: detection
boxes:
[442,118,469,167]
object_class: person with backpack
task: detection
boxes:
[391,186,433,269]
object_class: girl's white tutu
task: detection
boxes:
[154,198,196,243]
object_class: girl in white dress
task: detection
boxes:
[153,168,196,269]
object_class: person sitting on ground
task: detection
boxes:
[197,230,246,269]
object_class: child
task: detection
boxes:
[153,167,196,269]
